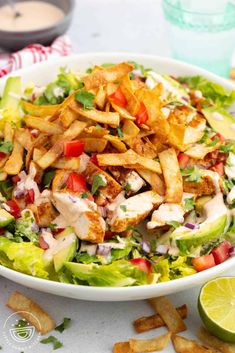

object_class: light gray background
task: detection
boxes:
[0,0,235,352]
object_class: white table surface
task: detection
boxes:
[0,1,235,352]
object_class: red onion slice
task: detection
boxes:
[185,223,200,230]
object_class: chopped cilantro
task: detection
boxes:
[75,90,95,109]
[128,61,152,77]
[117,125,124,138]
[120,205,127,212]
[91,175,107,195]
[184,197,195,212]
[126,225,137,231]
[181,166,202,183]
[40,336,63,350]
[86,67,92,74]
[55,318,71,333]
[166,221,181,228]
[81,192,89,199]
[0,141,13,154]
[165,101,185,108]
[95,124,102,130]
[0,180,13,200]
[48,223,57,230]
[43,170,55,188]
[124,183,131,192]
[223,178,234,193]
[101,63,114,68]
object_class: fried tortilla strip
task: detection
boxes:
[37,121,87,169]
[4,139,23,175]
[22,101,60,117]
[7,291,55,335]
[83,62,133,89]
[197,327,235,353]
[183,176,215,196]
[149,296,186,333]
[49,93,75,122]
[138,169,165,196]
[52,157,81,169]
[104,135,127,153]
[129,332,171,353]
[110,102,135,120]
[4,121,14,143]
[83,125,109,138]
[113,342,133,353]
[15,128,33,151]
[24,116,64,135]
[72,106,120,127]
[122,120,140,140]
[81,137,107,153]
[59,100,80,128]
[97,149,162,174]
[95,85,106,109]
[159,148,183,203]
[0,171,7,181]
[134,304,187,333]
[184,143,221,159]
[82,160,122,201]
[120,74,140,116]
[172,334,217,353]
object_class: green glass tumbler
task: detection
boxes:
[162,0,235,77]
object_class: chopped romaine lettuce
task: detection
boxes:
[154,256,196,282]
[15,210,38,243]
[0,237,49,278]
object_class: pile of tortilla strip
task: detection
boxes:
[0,62,214,242]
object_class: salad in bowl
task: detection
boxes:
[0,60,235,288]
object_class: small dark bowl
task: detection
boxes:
[0,0,75,51]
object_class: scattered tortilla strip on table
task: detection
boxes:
[172,334,217,353]
[149,296,186,333]
[113,342,133,353]
[129,332,171,352]
[133,304,188,333]
[159,148,183,203]
[7,291,55,335]
[197,327,235,353]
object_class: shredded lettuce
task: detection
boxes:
[15,210,38,243]
[0,237,49,278]
[178,76,235,107]
[64,260,148,286]
[154,256,196,282]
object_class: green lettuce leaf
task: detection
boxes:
[0,237,49,279]
[64,260,147,287]
[178,75,235,107]
[15,210,38,243]
[154,256,195,282]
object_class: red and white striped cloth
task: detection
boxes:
[0,35,73,78]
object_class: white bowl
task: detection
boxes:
[1,53,235,301]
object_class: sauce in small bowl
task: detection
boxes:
[0,0,75,51]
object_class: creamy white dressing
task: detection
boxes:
[80,243,97,255]
[53,87,64,98]
[125,171,145,193]
[14,168,40,200]
[203,193,228,224]
[231,124,235,132]
[225,153,235,179]
[0,1,64,32]
[109,191,162,225]
[161,107,171,118]
[201,169,221,193]
[194,90,203,99]
[99,174,107,185]
[147,203,185,229]
[106,191,126,213]
[227,185,235,204]
[211,112,224,121]
[42,230,76,262]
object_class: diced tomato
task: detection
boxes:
[104,231,114,240]
[192,254,215,272]
[52,228,65,236]
[39,234,49,250]
[66,173,87,193]
[109,87,127,107]
[212,133,226,143]
[0,228,5,235]
[64,140,84,158]
[90,154,106,171]
[177,153,190,169]
[12,175,20,183]
[211,240,232,265]
[5,200,21,218]
[0,152,6,159]
[129,258,152,274]
[25,189,35,205]
[135,102,148,125]
[210,162,224,176]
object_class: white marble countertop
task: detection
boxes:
[0,1,235,352]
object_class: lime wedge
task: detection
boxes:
[198,277,235,343]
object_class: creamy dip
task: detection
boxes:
[0,1,64,32]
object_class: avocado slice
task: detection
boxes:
[0,77,21,109]
[171,193,228,255]
[53,227,78,272]
[202,106,235,139]
[0,209,14,227]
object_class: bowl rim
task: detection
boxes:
[0,0,75,35]
[0,52,235,300]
